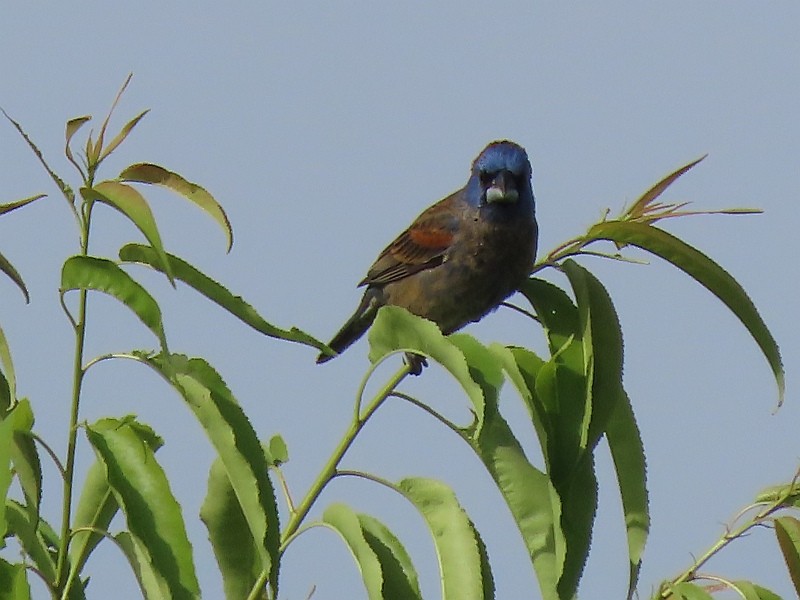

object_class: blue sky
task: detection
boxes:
[2,3,799,598]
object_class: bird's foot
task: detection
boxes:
[404,352,428,376]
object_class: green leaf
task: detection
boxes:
[452,337,563,600]
[67,460,121,582]
[1,107,74,205]
[119,243,329,352]
[65,115,91,174]
[115,530,171,600]
[0,250,29,303]
[775,516,800,596]
[322,505,423,600]
[0,194,46,217]
[0,557,31,600]
[200,457,264,600]
[83,182,174,284]
[98,110,150,164]
[587,220,784,405]
[4,500,57,583]
[0,412,16,540]
[730,581,783,600]
[90,73,133,166]
[368,307,488,429]
[322,504,387,600]
[666,582,714,599]
[0,325,16,408]
[398,478,493,600]
[141,354,279,593]
[605,391,648,599]
[268,434,289,466]
[625,156,706,219]
[120,163,233,252]
[358,513,422,600]
[60,256,167,349]
[86,417,199,599]
[8,400,42,521]
[562,259,624,451]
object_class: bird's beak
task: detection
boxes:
[485,170,519,203]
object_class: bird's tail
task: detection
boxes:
[316,290,382,364]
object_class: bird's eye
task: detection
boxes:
[479,171,493,186]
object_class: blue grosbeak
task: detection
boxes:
[317,140,538,373]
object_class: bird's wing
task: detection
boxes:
[360,191,462,286]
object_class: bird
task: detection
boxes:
[317,140,538,374]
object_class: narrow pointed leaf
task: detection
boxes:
[65,115,91,173]
[358,513,422,599]
[0,414,15,539]
[0,251,29,303]
[626,156,706,219]
[562,259,624,450]
[775,516,800,595]
[4,500,57,583]
[0,325,16,405]
[1,108,74,204]
[84,182,174,284]
[398,478,493,600]
[68,460,121,580]
[119,243,328,352]
[0,557,31,600]
[730,581,782,600]
[115,531,172,600]
[452,337,563,600]
[605,391,648,599]
[98,110,150,163]
[666,582,714,599]
[321,504,385,600]
[368,307,487,428]
[60,256,167,349]
[0,194,46,217]
[141,354,279,592]
[587,220,784,404]
[92,74,133,166]
[200,457,264,600]
[119,163,233,251]
[86,418,199,599]
[8,400,42,521]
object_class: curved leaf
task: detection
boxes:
[200,457,263,600]
[60,256,167,349]
[0,194,46,217]
[142,354,279,594]
[357,513,422,600]
[0,557,31,600]
[730,581,782,600]
[0,325,16,408]
[625,156,706,219]
[115,531,171,600]
[4,500,57,584]
[8,400,41,522]
[775,516,800,596]
[667,582,714,599]
[98,110,149,164]
[0,250,29,303]
[321,504,385,600]
[605,391,649,599]
[368,307,487,428]
[83,182,174,284]
[447,335,563,600]
[68,460,123,582]
[65,115,91,173]
[587,220,784,405]
[86,417,198,599]
[119,163,232,252]
[398,478,493,600]
[119,243,328,352]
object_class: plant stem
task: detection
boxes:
[55,206,93,592]
[279,363,410,552]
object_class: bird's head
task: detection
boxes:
[466,140,534,209]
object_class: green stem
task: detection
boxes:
[55,205,93,593]
[279,363,410,552]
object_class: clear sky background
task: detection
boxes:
[2,3,798,599]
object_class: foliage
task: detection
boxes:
[0,79,792,599]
